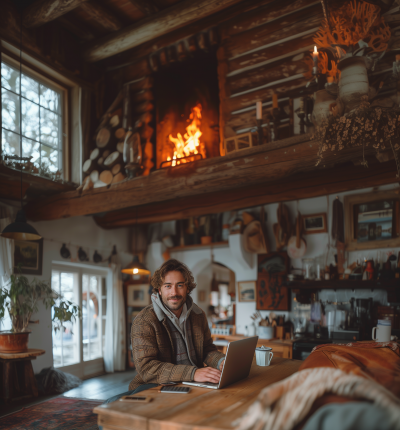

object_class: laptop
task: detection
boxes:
[183,336,258,389]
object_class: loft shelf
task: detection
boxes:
[170,241,228,252]
[287,279,400,290]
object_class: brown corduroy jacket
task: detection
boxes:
[129,299,225,391]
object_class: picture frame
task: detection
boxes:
[126,284,150,307]
[256,252,289,311]
[303,213,327,235]
[344,190,400,251]
[14,239,43,275]
[237,281,256,302]
[198,290,206,302]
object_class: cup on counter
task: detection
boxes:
[255,346,273,366]
[372,320,391,342]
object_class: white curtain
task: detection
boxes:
[0,206,15,331]
[104,262,126,372]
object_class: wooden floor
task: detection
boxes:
[0,370,137,419]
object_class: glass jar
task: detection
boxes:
[302,258,315,280]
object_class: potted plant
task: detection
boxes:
[0,272,81,353]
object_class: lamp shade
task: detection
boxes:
[1,210,41,241]
[121,255,150,276]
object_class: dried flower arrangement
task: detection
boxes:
[315,96,400,176]
[304,52,340,82]
[314,0,391,54]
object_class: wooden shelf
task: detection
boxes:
[287,279,400,290]
[170,241,229,252]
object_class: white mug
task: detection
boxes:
[372,320,391,342]
[255,346,273,366]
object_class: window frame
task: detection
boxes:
[1,49,70,181]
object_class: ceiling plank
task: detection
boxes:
[83,0,248,62]
[94,161,400,228]
[58,15,95,41]
[79,1,123,33]
[128,0,159,16]
[23,0,88,28]
[24,134,396,222]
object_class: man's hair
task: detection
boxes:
[151,259,196,295]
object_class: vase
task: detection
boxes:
[338,56,369,112]
[0,331,31,353]
[312,89,336,127]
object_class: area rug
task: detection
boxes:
[0,397,102,429]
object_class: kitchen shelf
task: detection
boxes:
[170,241,228,252]
[286,279,400,290]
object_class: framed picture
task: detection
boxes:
[127,284,150,307]
[303,213,327,234]
[198,290,206,302]
[238,281,256,302]
[256,252,289,311]
[14,239,43,275]
[344,190,400,251]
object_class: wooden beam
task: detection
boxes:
[94,161,400,228]
[128,0,159,16]
[25,134,397,222]
[23,0,87,28]
[83,0,248,62]
[79,1,123,33]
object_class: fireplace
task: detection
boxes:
[153,53,220,169]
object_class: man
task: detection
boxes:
[128,259,225,392]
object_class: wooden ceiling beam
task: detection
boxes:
[128,0,159,16]
[23,0,88,28]
[24,134,397,223]
[94,161,400,228]
[83,0,249,62]
[79,1,123,33]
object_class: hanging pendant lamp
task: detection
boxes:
[121,209,150,276]
[0,6,41,241]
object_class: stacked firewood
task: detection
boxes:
[80,78,154,191]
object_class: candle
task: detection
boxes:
[313,45,318,67]
[272,93,278,109]
[256,101,262,119]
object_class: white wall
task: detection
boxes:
[27,216,131,373]
[145,183,398,335]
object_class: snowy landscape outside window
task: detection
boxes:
[1,61,63,178]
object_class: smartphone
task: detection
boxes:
[160,385,190,394]
[119,395,152,403]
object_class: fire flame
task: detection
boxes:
[167,103,206,166]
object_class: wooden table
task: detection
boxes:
[211,334,294,359]
[94,357,302,430]
[0,348,45,402]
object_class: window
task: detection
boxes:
[52,265,108,378]
[1,60,64,177]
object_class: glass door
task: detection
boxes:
[52,265,107,378]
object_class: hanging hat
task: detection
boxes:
[244,221,267,254]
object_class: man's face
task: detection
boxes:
[159,270,188,313]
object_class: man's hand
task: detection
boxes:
[194,367,221,384]
[219,360,225,371]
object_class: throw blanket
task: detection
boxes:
[235,367,400,430]
[235,341,400,430]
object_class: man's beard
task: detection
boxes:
[161,294,186,312]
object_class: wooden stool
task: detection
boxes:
[0,348,45,403]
